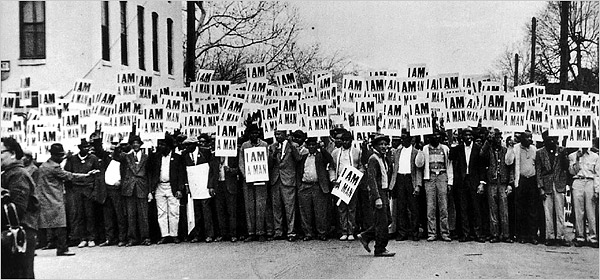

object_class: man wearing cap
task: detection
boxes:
[357,134,395,257]
[182,134,218,243]
[239,124,270,242]
[150,137,186,244]
[505,130,539,244]
[389,130,423,242]
[568,143,599,248]
[98,138,128,247]
[64,138,101,248]
[535,130,570,247]
[36,143,99,256]
[117,135,152,246]
[415,129,453,242]
[449,127,486,243]
[329,131,364,241]
[269,130,301,241]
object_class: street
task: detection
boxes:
[35,238,598,279]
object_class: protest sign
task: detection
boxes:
[567,110,593,148]
[187,193,195,235]
[561,90,586,112]
[380,101,404,136]
[302,83,316,99]
[196,99,220,134]
[244,147,269,183]
[261,103,278,139]
[366,76,386,113]
[341,75,366,112]
[526,103,546,142]
[281,88,302,99]
[61,110,81,149]
[332,166,363,205]
[70,79,93,110]
[137,75,152,104]
[110,99,137,133]
[327,84,339,115]
[245,78,268,113]
[306,100,330,137]
[116,71,137,101]
[482,92,505,128]
[443,91,468,130]
[246,63,266,79]
[369,70,389,77]
[161,94,182,132]
[461,74,490,94]
[406,64,428,79]
[353,97,377,131]
[215,122,238,157]
[408,98,433,136]
[312,70,329,85]
[93,91,116,124]
[1,93,16,126]
[209,81,231,107]
[274,69,298,89]
[504,97,526,132]
[219,96,244,123]
[187,163,210,199]
[547,101,570,138]
[139,105,164,140]
[19,76,32,107]
[193,69,213,101]
[278,96,299,131]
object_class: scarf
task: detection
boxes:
[372,149,388,189]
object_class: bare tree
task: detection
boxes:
[488,40,548,90]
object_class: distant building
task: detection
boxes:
[0,1,184,98]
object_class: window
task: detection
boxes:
[167,18,173,75]
[152,12,159,72]
[120,1,128,65]
[19,1,45,59]
[101,1,110,61]
[137,6,145,70]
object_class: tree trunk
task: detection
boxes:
[559,1,570,89]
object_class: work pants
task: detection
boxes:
[488,183,510,239]
[242,181,268,236]
[191,199,214,238]
[103,188,127,243]
[394,174,419,238]
[125,196,150,242]
[44,227,68,254]
[272,178,297,236]
[425,172,449,238]
[458,175,483,239]
[156,183,180,237]
[357,187,373,231]
[215,181,238,238]
[572,178,597,243]
[360,190,391,254]
[70,188,97,242]
[298,182,328,237]
[337,190,358,236]
[515,176,538,241]
[543,183,565,241]
[1,227,36,279]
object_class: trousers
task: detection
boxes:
[425,172,449,238]
[242,181,268,236]
[156,183,180,237]
[298,182,328,237]
[572,178,597,243]
[125,196,149,242]
[488,183,510,239]
[394,174,419,238]
[515,176,538,240]
[360,190,391,254]
[215,181,238,238]
[103,188,127,242]
[272,178,297,236]
[457,175,483,238]
[337,189,358,235]
[70,188,97,242]
[542,183,565,240]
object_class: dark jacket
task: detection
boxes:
[64,153,100,198]
[480,141,511,185]
[535,146,569,194]
[149,150,186,197]
[117,150,150,198]
[216,156,239,195]
[366,151,391,202]
[449,143,485,186]
[296,149,333,193]
[182,148,219,203]
[268,141,301,186]
[1,161,39,230]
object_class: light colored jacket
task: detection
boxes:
[415,144,453,185]
[505,143,537,188]
[329,146,364,182]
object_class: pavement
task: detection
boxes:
[35,237,598,279]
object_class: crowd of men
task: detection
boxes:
[2,123,600,277]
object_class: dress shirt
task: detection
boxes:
[464,143,472,174]
[337,148,352,177]
[134,150,142,163]
[302,154,318,183]
[519,145,536,178]
[280,140,288,160]
[570,150,598,179]
[397,147,412,174]
[160,152,171,183]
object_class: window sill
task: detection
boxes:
[18,59,46,66]
[101,60,112,67]
[153,71,160,76]
[168,74,175,80]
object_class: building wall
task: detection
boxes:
[0,1,184,96]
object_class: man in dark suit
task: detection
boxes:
[449,127,486,242]
[149,137,186,244]
[297,137,333,241]
[535,130,570,247]
[389,130,423,241]
[269,130,301,241]
[215,155,240,242]
[118,135,152,246]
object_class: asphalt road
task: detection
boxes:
[35,237,598,279]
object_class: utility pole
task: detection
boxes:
[530,17,536,83]
[185,1,196,86]
[514,53,519,88]
[559,1,570,90]
[504,75,508,92]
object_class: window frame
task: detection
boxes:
[19,1,46,59]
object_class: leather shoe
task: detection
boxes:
[190,237,200,243]
[117,241,126,247]
[357,234,371,253]
[141,239,152,246]
[57,251,76,256]
[412,236,419,242]
[258,236,266,242]
[489,237,500,243]
[374,250,396,257]
[318,235,327,241]
[501,238,514,243]
[99,240,111,247]
[395,235,408,241]
[230,237,238,242]
[266,236,274,241]
[426,236,436,242]
[243,236,255,242]
[205,237,214,243]
[287,235,297,242]
[573,240,584,247]
[530,239,539,245]
[476,237,485,243]
[303,236,312,241]
[125,241,135,247]
[157,238,168,245]
[173,238,181,244]
[215,236,224,242]
[441,236,452,242]
[78,241,88,248]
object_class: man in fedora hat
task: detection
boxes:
[64,138,101,248]
[36,143,99,256]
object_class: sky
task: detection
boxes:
[294,1,547,76]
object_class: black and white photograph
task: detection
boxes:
[0,1,598,279]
